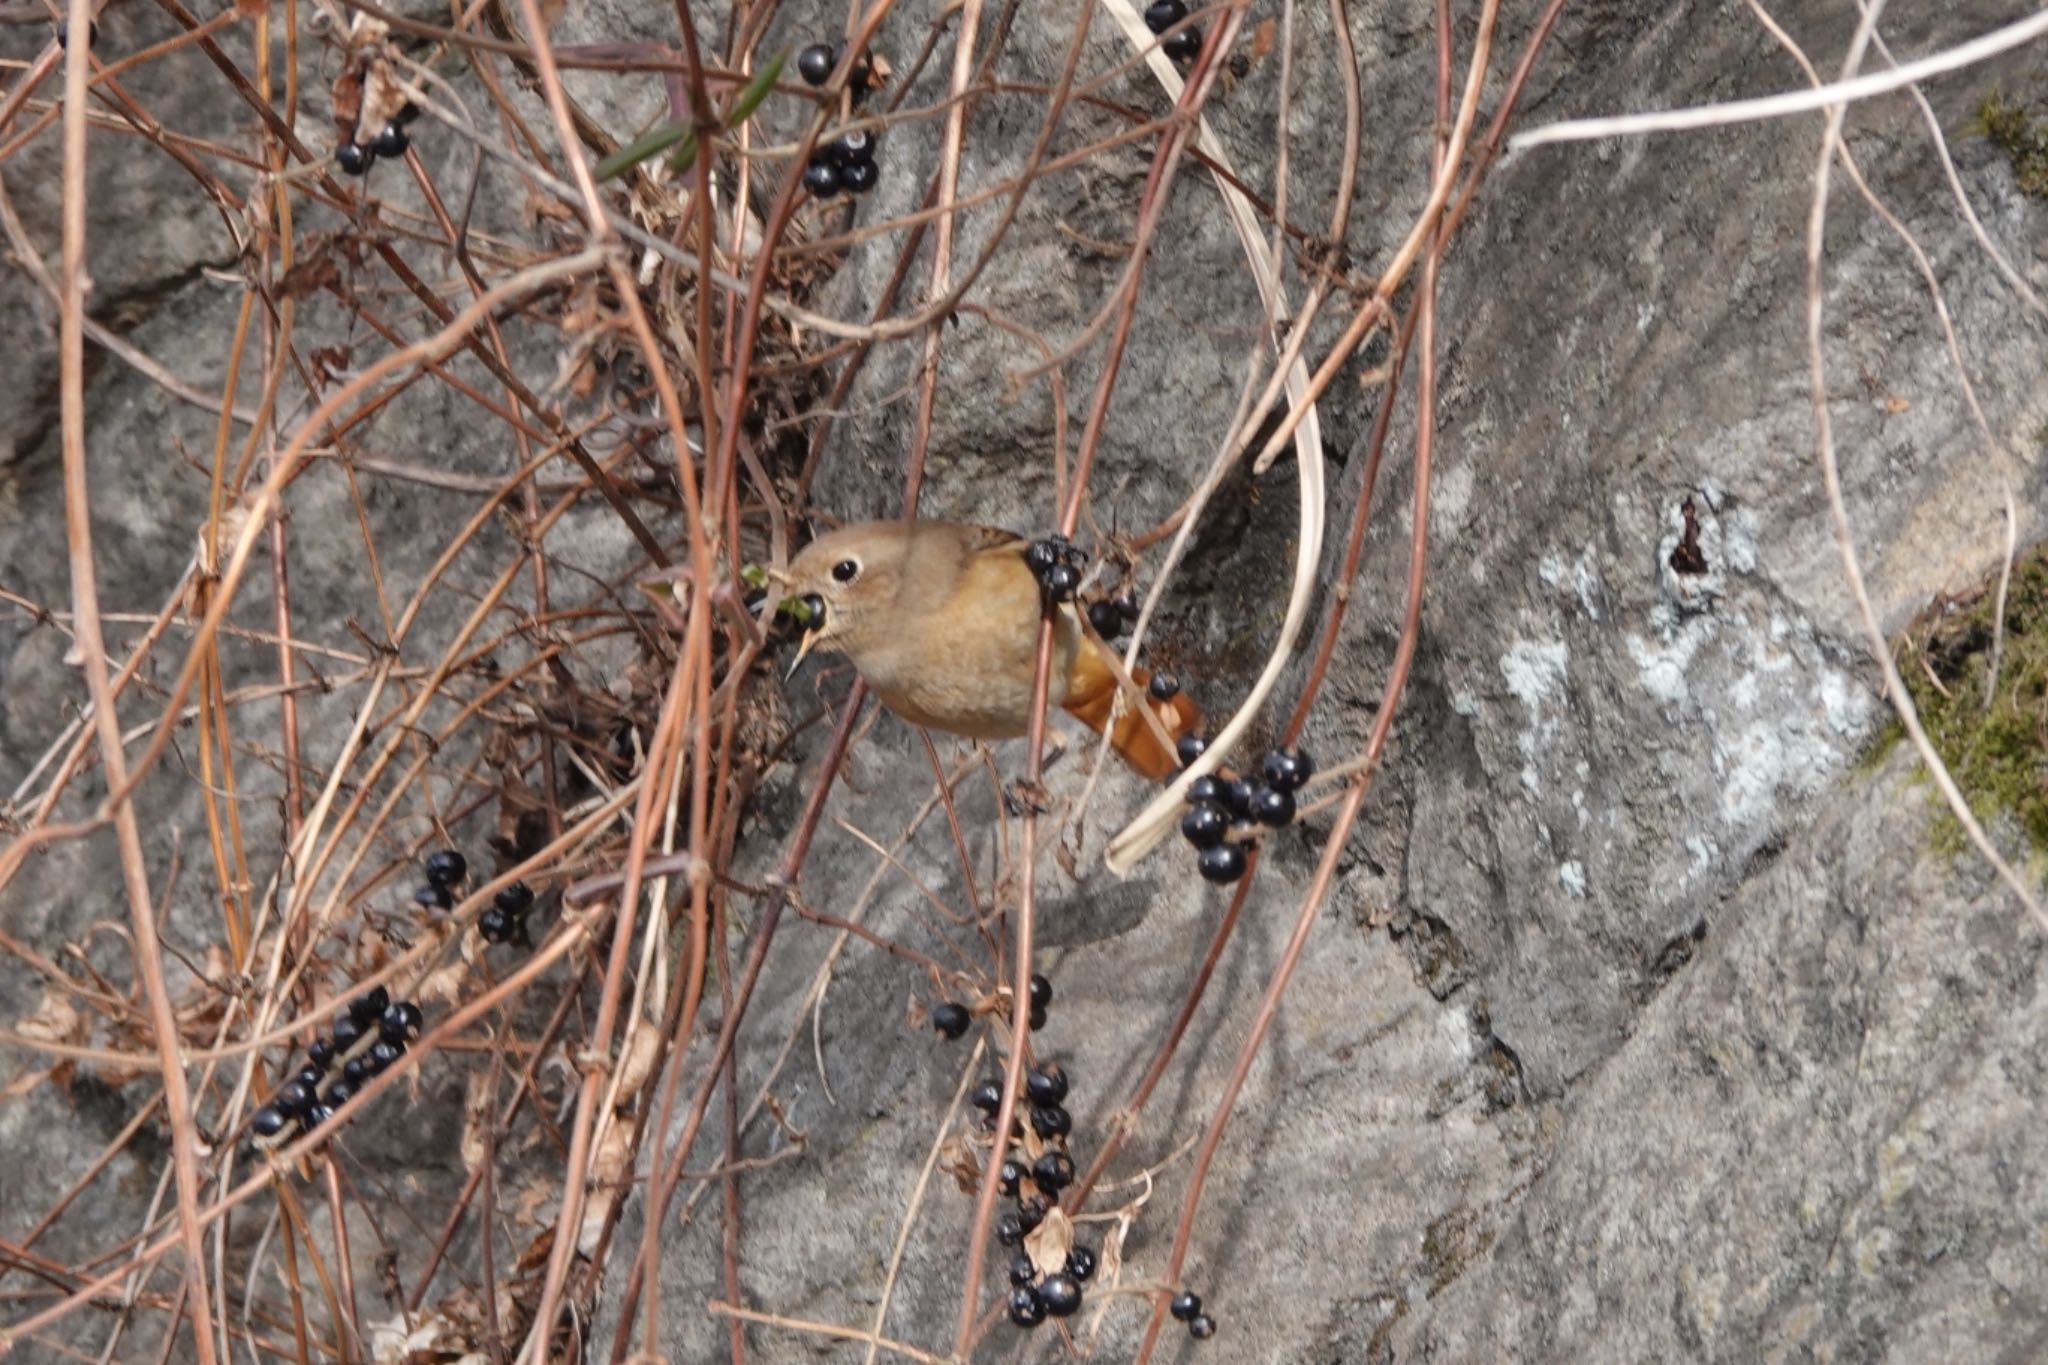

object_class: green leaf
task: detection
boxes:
[595,50,787,182]
[597,122,693,181]
[666,131,698,175]
[728,49,787,128]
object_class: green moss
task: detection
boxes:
[1970,92,2048,199]
[1893,544,2048,854]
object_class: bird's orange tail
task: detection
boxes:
[1061,636,1200,782]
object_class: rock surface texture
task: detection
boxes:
[1,0,2045,1362]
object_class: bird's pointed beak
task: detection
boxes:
[786,626,821,681]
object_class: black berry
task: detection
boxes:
[1029,974,1053,1011]
[1025,540,1060,576]
[1177,732,1208,767]
[803,159,842,197]
[1042,562,1080,602]
[424,849,467,887]
[831,128,876,164]
[971,1079,1004,1113]
[1016,1195,1049,1233]
[1030,1104,1071,1139]
[368,1040,404,1072]
[1170,1290,1202,1321]
[305,1103,335,1127]
[321,1080,354,1108]
[342,1056,373,1087]
[478,907,511,943]
[1249,785,1296,827]
[833,43,872,95]
[932,1001,970,1039]
[414,881,452,911]
[336,142,373,175]
[1189,1312,1217,1339]
[349,986,390,1028]
[369,122,408,158]
[293,1065,324,1090]
[1262,747,1314,791]
[1148,673,1181,701]
[1008,1285,1045,1327]
[1117,591,1141,621]
[1164,26,1202,60]
[1038,1271,1082,1317]
[1029,1003,1048,1031]
[1032,1150,1075,1191]
[251,1105,290,1138]
[1221,779,1255,819]
[998,1157,1025,1196]
[1088,600,1125,639]
[1186,775,1226,807]
[1009,1252,1037,1286]
[274,1080,315,1115]
[306,1039,335,1069]
[55,18,97,49]
[996,1212,1025,1246]
[494,882,536,915]
[797,43,834,85]
[1066,1245,1097,1281]
[840,157,878,194]
[396,101,421,125]
[381,1001,424,1045]
[331,1014,365,1053]
[1181,803,1228,849]
[1144,0,1188,33]
[1025,1063,1068,1106]
[1197,842,1248,883]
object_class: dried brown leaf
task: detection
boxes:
[941,1134,983,1195]
[17,988,84,1046]
[612,1023,660,1109]
[1248,18,1278,63]
[1024,1205,1074,1276]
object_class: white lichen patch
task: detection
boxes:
[1431,461,1475,538]
[1539,545,1605,621]
[1626,601,1711,707]
[1709,618,1874,829]
[1501,638,1571,797]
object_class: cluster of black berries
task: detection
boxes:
[795,40,874,94]
[1173,746,1313,884]
[411,847,466,912]
[1145,0,1203,61]
[479,880,537,946]
[967,1060,1098,1329]
[1170,1288,1219,1341]
[796,41,881,199]
[250,986,424,1149]
[1025,537,1087,604]
[336,102,419,177]
[801,127,879,198]
[1085,590,1142,640]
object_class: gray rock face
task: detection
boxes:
[4,0,2047,1362]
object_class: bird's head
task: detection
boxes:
[774,521,917,672]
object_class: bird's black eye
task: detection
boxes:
[831,558,860,583]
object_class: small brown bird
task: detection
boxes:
[778,520,1199,780]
